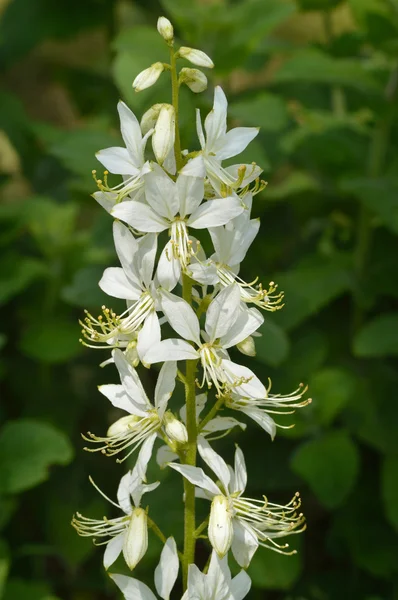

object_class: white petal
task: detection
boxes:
[189,260,219,285]
[93,190,117,213]
[99,267,140,300]
[156,241,181,290]
[214,127,259,161]
[197,436,230,492]
[224,163,263,187]
[152,105,175,166]
[205,284,241,341]
[233,446,247,494]
[187,564,206,598]
[145,163,178,219]
[240,406,276,439]
[220,306,263,349]
[123,508,148,569]
[98,384,136,414]
[187,196,243,229]
[208,495,233,558]
[110,574,157,600]
[137,311,161,363]
[231,520,258,568]
[154,537,179,600]
[205,86,228,150]
[112,200,168,232]
[168,462,220,497]
[230,569,252,600]
[104,533,124,569]
[145,339,199,364]
[136,233,157,287]
[117,471,134,514]
[221,359,266,398]
[177,174,204,218]
[113,221,141,289]
[203,416,246,435]
[113,349,149,406]
[134,433,157,486]
[229,219,260,266]
[209,226,234,264]
[180,154,206,177]
[96,147,137,175]
[160,290,201,344]
[195,108,205,149]
[156,444,179,468]
[154,361,177,417]
[178,46,214,68]
[117,101,145,168]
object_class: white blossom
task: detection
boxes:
[157,16,174,42]
[133,62,165,92]
[178,46,214,68]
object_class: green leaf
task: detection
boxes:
[339,178,398,236]
[19,318,82,364]
[0,540,10,598]
[273,49,381,92]
[0,255,47,306]
[0,420,73,494]
[381,455,398,532]
[353,313,398,358]
[247,539,302,589]
[291,430,360,509]
[273,258,351,331]
[229,93,289,131]
[309,368,357,426]
[255,318,290,367]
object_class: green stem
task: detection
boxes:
[323,10,346,117]
[169,46,183,171]
[198,395,225,432]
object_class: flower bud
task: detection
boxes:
[157,16,174,42]
[152,104,175,166]
[133,62,164,92]
[237,335,256,357]
[177,46,214,68]
[123,507,148,570]
[208,495,233,557]
[179,68,207,93]
[140,103,163,135]
[163,411,188,444]
[107,415,140,437]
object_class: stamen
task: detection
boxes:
[217,266,284,312]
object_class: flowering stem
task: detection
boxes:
[198,395,225,432]
[169,46,183,171]
[181,272,198,589]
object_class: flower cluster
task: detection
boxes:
[73,16,310,599]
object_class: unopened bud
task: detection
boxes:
[107,415,140,437]
[133,62,164,92]
[177,47,214,68]
[163,411,188,444]
[179,68,207,93]
[123,507,148,570]
[157,16,174,42]
[237,335,256,357]
[152,105,175,165]
[141,103,164,135]
[208,495,233,557]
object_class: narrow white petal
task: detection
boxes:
[233,446,247,494]
[117,101,144,168]
[136,233,157,288]
[177,174,204,218]
[229,219,260,266]
[160,290,201,344]
[144,339,199,364]
[103,533,124,569]
[180,154,206,177]
[205,86,228,150]
[137,311,161,363]
[221,359,266,398]
[156,444,179,468]
[230,569,253,600]
[220,306,263,349]
[112,200,168,232]
[96,147,137,175]
[195,108,205,149]
[189,260,219,285]
[187,196,243,229]
[240,406,276,439]
[134,432,157,485]
[215,127,259,161]
[156,241,181,291]
[113,349,149,406]
[98,384,135,414]
[168,462,220,496]
[197,436,230,492]
[231,520,258,568]
[99,267,141,300]
[145,163,178,219]
[113,221,141,288]
[110,574,157,600]
[203,416,246,434]
[154,361,177,417]
[117,471,134,514]
[205,284,241,341]
[154,537,179,600]
[93,190,117,213]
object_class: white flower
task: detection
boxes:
[145,284,264,398]
[152,104,175,165]
[226,382,311,440]
[170,437,306,567]
[177,46,214,68]
[80,222,174,359]
[111,164,244,276]
[93,101,152,203]
[110,536,179,600]
[181,87,259,188]
[72,441,158,570]
[157,16,174,42]
[181,551,251,600]
[133,62,165,92]
[179,68,208,93]
[83,350,181,463]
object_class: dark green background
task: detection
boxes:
[1,0,398,598]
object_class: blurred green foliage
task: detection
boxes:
[1,0,398,598]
